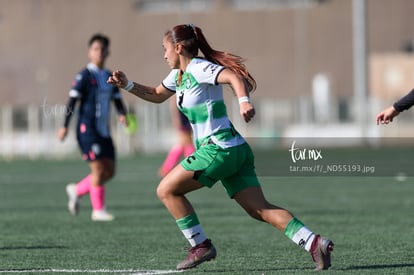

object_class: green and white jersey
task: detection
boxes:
[162,58,245,149]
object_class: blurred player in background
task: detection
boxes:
[376,89,414,124]
[57,33,127,221]
[108,24,333,270]
[158,98,195,177]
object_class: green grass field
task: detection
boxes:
[0,148,413,274]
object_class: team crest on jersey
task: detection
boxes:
[185,78,192,89]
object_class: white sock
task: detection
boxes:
[285,217,316,252]
[181,224,207,247]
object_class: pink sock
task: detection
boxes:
[89,185,105,211]
[76,175,91,196]
[160,145,185,175]
[183,144,195,157]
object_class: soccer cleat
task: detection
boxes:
[310,234,334,270]
[91,209,115,221]
[176,239,217,270]
[66,183,80,216]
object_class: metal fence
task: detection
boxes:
[0,96,412,159]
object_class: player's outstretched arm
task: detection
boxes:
[108,70,173,104]
[376,106,400,125]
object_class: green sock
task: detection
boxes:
[284,217,315,251]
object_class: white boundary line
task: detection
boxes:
[0,269,183,274]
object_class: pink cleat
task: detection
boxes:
[310,234,334,270]
[176,239,217,270]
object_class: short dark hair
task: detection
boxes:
[88,33,110,49]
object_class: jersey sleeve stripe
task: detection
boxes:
[162,82,176,93]
[69,89,81,98]
[214,67,226,85]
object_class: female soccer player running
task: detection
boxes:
[108,24,333,270]
[58,34,128,221]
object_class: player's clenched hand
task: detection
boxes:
[240,102,255,123]
[107,70,129,89]
[57,127,68,142]
[118,114,128,126]
[376,106,399,125]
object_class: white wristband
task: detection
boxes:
[238,96,250,104]
[124,80,134,92]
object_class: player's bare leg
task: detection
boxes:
[157,165,216,270]
[234,187,333,270]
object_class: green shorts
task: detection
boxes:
[180,142,261,198]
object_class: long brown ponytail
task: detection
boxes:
[165,24,256,93]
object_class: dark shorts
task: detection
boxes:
[77,133,115,162]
